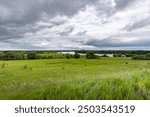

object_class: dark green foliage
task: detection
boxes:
[1,50,150,61]
[74,52,80,59]
[66,54,72,59]
[113,54,117,57]
[145,54,150,58]
[132,54,150,60]
[125,53,133,57]
[0,52,24,60]
[4,52,15,60]
[113,54,122,57]
[27,52,37,59]
[0,52,4,60]
[102,54,108,57]
[76,50,150,55]
[132,55,145,60]
[86,51,97,59]
[125,62,129,64]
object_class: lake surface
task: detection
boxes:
[58,51,114,57]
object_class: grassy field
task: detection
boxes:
[0,58,150,100]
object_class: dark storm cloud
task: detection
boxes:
[58,26,74,36]
[43,0,98,16]
[0,0,98,25]
[0,0,42,25]
[0,0,98,44]
[84,38,123,47]
[0,26,9,36]
[0,0,150,50]
[0,25,23,40]
[123,17,150,31]
[115,0,136,9]
[84,37,150,48]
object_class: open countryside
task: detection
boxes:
[0,50,150,100]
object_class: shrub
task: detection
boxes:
[74,53,80,59]
[102,54,108,57]
[86,51,97,59]
[65,54,72,59]
[27,52,37,59]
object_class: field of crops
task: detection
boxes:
[0,58,150,100]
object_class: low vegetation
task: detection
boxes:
[132,54,150,60]
[1,50,150,60]
[0,58,150,100]
[86,51,97,59]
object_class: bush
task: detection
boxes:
[65,54,72,59]
[113,54,122,57]
[86,51,97,59]
[27,52,37,59]
[74,53,80,59]
[102,54,108,57]
[125,54,133,57]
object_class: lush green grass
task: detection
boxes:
[0,58,150,100]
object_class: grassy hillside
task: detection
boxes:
[0,58,150,100]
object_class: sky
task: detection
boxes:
[0,0,150,50]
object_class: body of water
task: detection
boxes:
[58,52,114,57]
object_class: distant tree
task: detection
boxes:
[14,52,24,60]
[132,55,146,60]
[102,54,108,57]
[27,52,37,59]
[66,54,72,59]
[117,54,122,57]
[145,54,150,57]
[113,54,122,57]
[3,52,14,60]
[0,52,4,60]
[86,51,96,59]
[144,54,150,60]
[113,54,117,57]
[74,52,80,59]
[0,52,24,60]
[132,53,150,60]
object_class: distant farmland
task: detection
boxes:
[0,58,150,100]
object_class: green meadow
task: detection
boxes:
[0,58,150,100]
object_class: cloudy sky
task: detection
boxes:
[0,0,150,50]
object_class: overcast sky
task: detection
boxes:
[0,0,150,50]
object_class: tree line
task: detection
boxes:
[0,51,99,60]
[1,50,150,60]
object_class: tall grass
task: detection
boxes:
[0,58,150,100]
